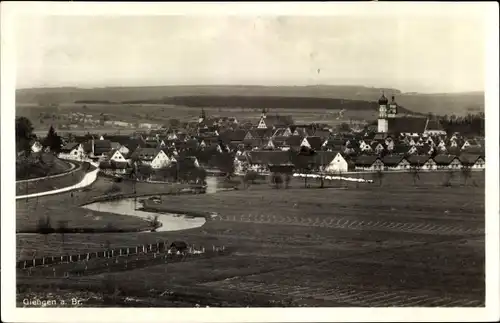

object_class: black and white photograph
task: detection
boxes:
[1,2,499,322]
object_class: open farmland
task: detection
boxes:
[18,102,373,134]
[16,171,485,307]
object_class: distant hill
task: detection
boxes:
[16,85,484,116]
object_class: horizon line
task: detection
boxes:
[15,84,485,96]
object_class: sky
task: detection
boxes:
[15,15,485,93]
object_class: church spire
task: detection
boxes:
[198,108,206,123]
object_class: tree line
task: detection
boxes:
[434,112,485,136]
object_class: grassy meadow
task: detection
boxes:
[16,170,485,306]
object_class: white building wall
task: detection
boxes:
[150,150,171,169]
[324,153,348,173]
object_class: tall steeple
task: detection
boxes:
[377,92,389,133]
[198,108,206,123]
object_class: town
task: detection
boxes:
[19,94,485,187]
[10,8,490,312]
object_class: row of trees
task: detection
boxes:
[130,162,207,184]
[434,113,484,136]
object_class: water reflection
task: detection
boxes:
[81,198,206,232]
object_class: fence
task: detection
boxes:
[16,241,224,270]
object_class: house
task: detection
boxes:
[219,129,247,145]
[387,117,428,136]
[358,140,373,153]
[407,155,437,170]
[371,142,386,155]
[175,156,200,169]
[354,155,385,171]
[459,154,485,169]
[245,128,275,140]
[257,114,294,129]
[433,155,463,170]
[92,140,112,158]
[272,127,293,137]
[461,139,482,152]
[282,136,303,150]
[108,149,129,163]
[131,148,172,169]
[99,160,131,175]
[31,140,43,153]
[300,136,323,150]
[246,151,293,173]
[382,155,411,171]
[59,142,86,161]
[264,138,277,150]
[319,152,354,173]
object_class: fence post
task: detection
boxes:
[42,257,45,266]
[23,261,27,269]
[120,249,122,256]
[143,245,145,253]
[53,268,56,277]
[86,253,90,261]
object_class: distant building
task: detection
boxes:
[59,143,86,161]
[31,140,43,153]
[257,108,294,129]
[377,93,427,136]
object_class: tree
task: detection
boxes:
[270,173,283,189]
[148,215,161,232]
[461,166,472,186]
[443,170,456,187]
[57,220,68,250]
[375,170,384,187]
[410,166,420,186]
[168,118,181,128]
[37,216,53,244]
[211,152,235,178]
[42,126,63,154]
[137,164,153,181]
[192,167,207,184]
[284,173,291,189]
[16,117,35,154]
[338,122,351,133]
[243,170,259,189]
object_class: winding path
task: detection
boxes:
[16,168,99,200]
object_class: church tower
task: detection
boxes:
[388,95,398,118]
[377,92,389,133]
[198,108,206,124]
